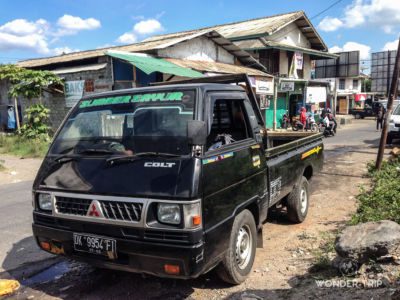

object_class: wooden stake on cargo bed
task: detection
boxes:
[376,37,400,170]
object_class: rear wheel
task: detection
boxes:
[217,210,257,285]
[355,113,361,119]
[286,176,309,223]
[387,135,393,144]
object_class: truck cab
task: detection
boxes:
[32,76,323,284]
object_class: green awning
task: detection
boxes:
[106,50,203,78]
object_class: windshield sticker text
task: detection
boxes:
[79,92,184,108]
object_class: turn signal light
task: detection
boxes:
[192,215,201,226]
[164,264,180,275]
[40,241,51,251]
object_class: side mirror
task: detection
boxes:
[187,120,207,146]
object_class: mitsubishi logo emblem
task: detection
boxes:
[86,200,104,218]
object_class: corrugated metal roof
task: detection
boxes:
[51,63,107,74]
[106,50,203,78]
[144,11,328,51]
[234,39,339,59]
[17,30,268,73]
[164,58,272,77]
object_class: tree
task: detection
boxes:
[0,64,64,134]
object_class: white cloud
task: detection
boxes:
[116,32,137,44]
[133,19,163,35]
[382,39,399,51]
[57,15,101,31]
[318,0,400,33]
[0,18,50,54]
[0,15,100,54]
[116,18,164,44]
[318,17,343,32]
[329,41,371,60]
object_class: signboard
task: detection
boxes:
[295,52,303,70]
[315,51,359,78]
[279,81,295,92]
[65,80,85,107]
[354,93,367,102]
[255,79,273,94]
[370,50,400,94]
[306,86,327,104]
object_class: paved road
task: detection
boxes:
[0,181,52,274]
[324,118,381,148]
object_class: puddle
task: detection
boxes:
[21,261,71,286]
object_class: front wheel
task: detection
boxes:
[217,210,257,285]
[310,123,318,132]
[286,176,309,223]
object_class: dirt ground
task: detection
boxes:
[0,155,42,186]
[2,126,399,299]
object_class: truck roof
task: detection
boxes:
[81,83,245,100]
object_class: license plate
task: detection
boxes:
[73,233,117,259]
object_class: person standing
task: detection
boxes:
[376,106,384,130]
[300,107,307,130]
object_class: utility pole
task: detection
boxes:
[376,37,400,169]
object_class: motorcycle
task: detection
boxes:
[281,113,290,129]
[292,115,318,132]
[318,121,335,137]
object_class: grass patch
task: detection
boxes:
[0,134,49,158]
[351,157,400,224]
[310,231,337,273]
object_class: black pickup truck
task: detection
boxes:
[32,74,323,284]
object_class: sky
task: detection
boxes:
[0,0,399,70]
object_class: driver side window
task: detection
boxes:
[207,99,250,151]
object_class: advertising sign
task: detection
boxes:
[65,80,85,107]
[306,86,327,104]
[255,79,273,94]
[279,81,295,92]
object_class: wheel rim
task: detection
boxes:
[235,225,252,269]
[300,186,308,214]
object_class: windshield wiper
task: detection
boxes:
[77,148,115,155]
[106,152,179,166]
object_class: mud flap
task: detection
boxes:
[256,226,263,248]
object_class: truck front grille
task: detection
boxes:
[55,197,143,222]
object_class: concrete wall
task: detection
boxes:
[267,23,311,48]
[157,36,235,64]
[335,77,362,93]
[0,56,114,132]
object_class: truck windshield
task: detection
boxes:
[50,90,195,156]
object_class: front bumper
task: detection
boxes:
[32,218,207,279]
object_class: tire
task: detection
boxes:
[355,113,361,119]
[292,126,298,131]
[310,123,318,132]
[217,209,257,285]
[387,135,393,144]
[286,176,309,223]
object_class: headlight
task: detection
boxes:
[157,204,181,225]
[38,193,52,211]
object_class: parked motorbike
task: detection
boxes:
[292,116,318,132]
[281,113,290,129]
